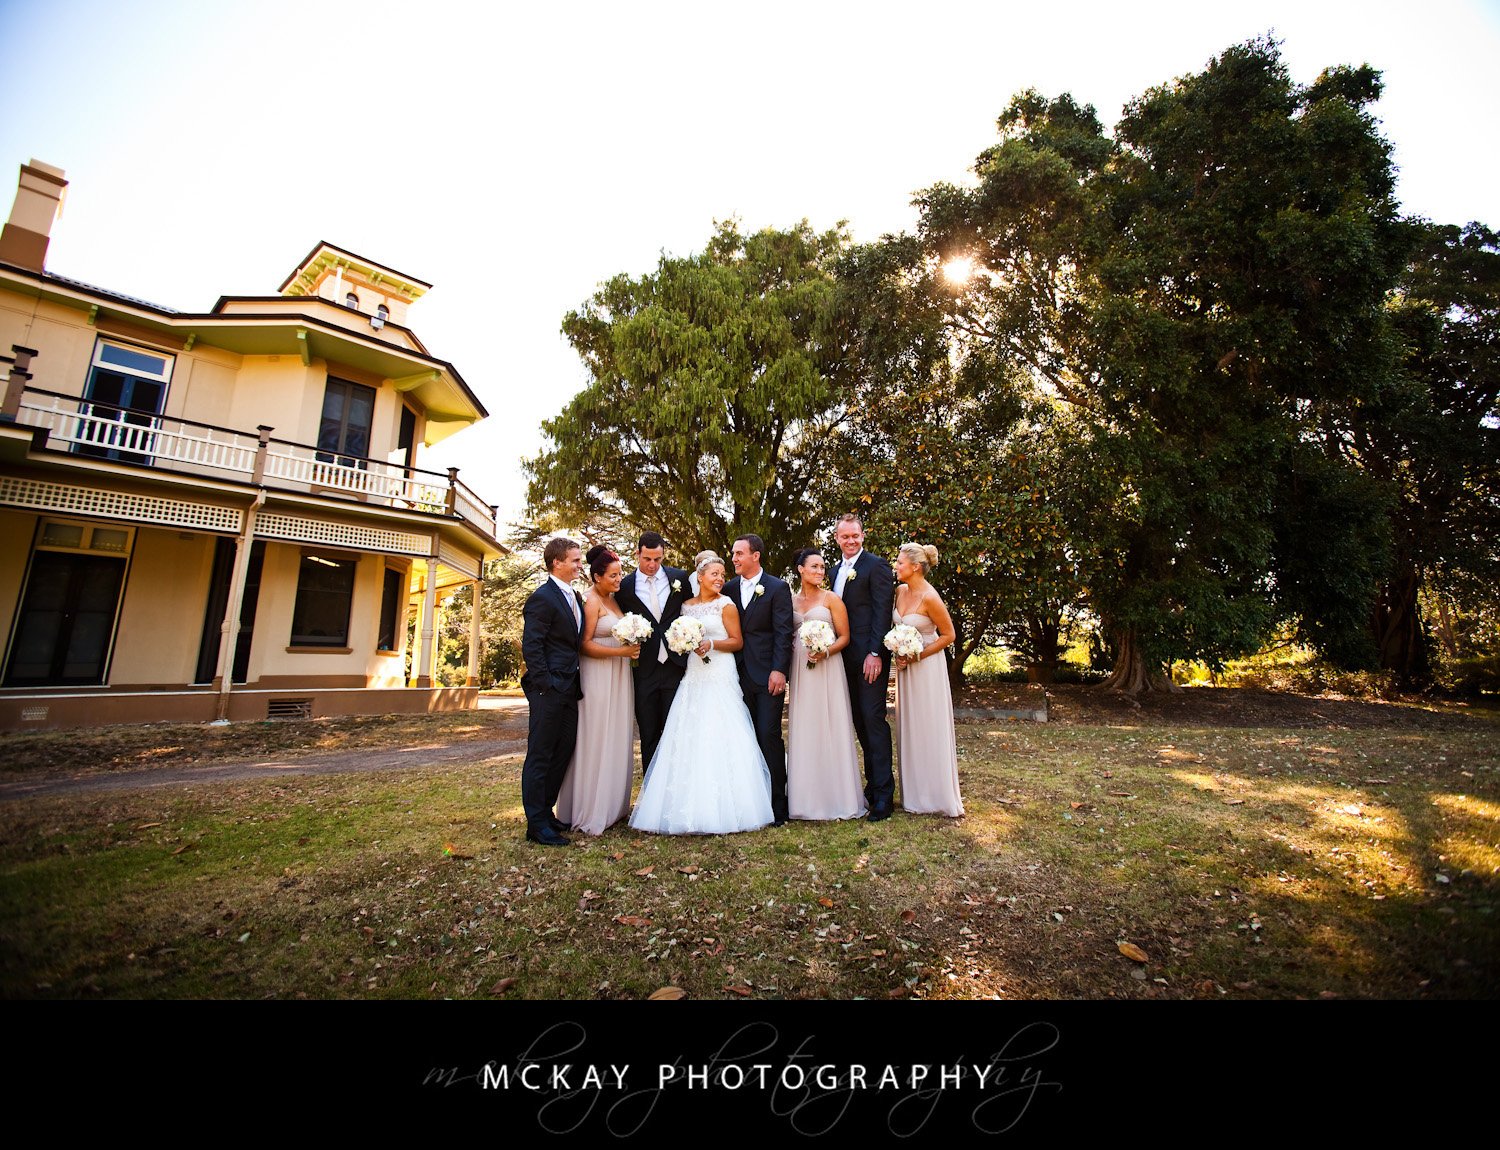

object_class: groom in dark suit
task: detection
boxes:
[613,531,690,773]
[725,534,793,825]
[519,537,584,846]
[830,513,896,820]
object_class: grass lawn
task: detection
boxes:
[1,688,1496,1000]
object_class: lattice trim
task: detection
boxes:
[438,539,480,580]
[0,477,243,532]
[256,512,429,556]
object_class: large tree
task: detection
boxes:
[1358,221,1500,682]
[906,40,1407,691]
[527,221,849,570]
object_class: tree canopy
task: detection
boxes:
[857,38,1412,690]
[527,221,849,570]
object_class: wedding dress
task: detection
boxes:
[629,597,774,834]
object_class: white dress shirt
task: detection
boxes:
[834,550,862,597]
[550,574,580,630]
[739,571,761,609]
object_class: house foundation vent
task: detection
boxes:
[266,698,313,720]
[20,705,48,722]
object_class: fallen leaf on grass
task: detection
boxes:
[1224,799,1244,806]
[1118,941,1150,963]
[135,822,163,830]
[1108,791,1135,798]
[614,915,652,928]
[817,898,834,908]
[491,978,517,995]
[649,986,686,1000]
[677,865,699,875]
[1362,778,1391,785]
[900,909,917,924]
[610,852,624,861]
[887,986,910,998]
[723,985,752,997]
[171,843,195,855]
[634,866,655,877]
[577,890,601,912]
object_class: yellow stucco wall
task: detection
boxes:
[0,509,37,661]
[245,541,386,683]
[110,528,216,684]
[0,297,95,394]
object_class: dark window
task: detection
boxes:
[195,538,265,683]
[4,551,126,686]
[290,552,356,647]
[377,567,405,651]
[317,377,375,467]
[346,291,359,309]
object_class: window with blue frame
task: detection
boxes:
[76,339,174,464]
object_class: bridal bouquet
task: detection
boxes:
[798,619,834,669]
[613,612,654,665]
[883,623,923,663]
[665,616,709,662]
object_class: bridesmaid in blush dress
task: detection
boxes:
[892,542,963,817]
[787,548,866,820]
[557,546,641,836]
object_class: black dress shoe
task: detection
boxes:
[549,817,569,834]
[866,805,893,823]
[526,825,570,846]
[772,816,788,827]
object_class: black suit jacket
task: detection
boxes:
[520,578,584,699]
[831,550,895,661]
[723,572,793,690]
[614,565,690,672]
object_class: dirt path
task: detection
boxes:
[0,732,531,800]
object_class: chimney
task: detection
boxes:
[0,160,67,273]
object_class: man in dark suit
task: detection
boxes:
[830,513,896,820]
[613,531,690,774]
[725,533,793,825]
[519,537,584,846]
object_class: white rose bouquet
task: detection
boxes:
[798,619,835,670]
[613,612,654,665]
[665,615,709,662]
[883,623,923,664]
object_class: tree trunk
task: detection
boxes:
[1099,625,1180,694]
[1372,568,1430,687]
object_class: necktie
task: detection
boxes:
[647,574,666,663]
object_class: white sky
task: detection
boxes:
[2,0,1496,527]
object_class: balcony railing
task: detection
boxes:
[10,386,498,538]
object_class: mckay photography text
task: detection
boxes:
[422,1020,1063,1135]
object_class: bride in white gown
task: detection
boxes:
[630,552,774,835]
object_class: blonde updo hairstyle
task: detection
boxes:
[898,542,939,575]
[694,550,725,578]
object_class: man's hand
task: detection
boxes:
[863,653,883,684]
[768,671,787,696]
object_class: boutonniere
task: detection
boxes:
[671,579,682,593]
[845,569,856,583]
[754,585,765,598]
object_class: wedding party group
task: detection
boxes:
[518,514,964,845]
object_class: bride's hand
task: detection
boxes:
[694,640,711,657]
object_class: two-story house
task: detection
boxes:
[0,160,501,730]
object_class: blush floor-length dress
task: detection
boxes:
[787,605,867,820]
[557,610,634,835]
[893,612,964,817]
